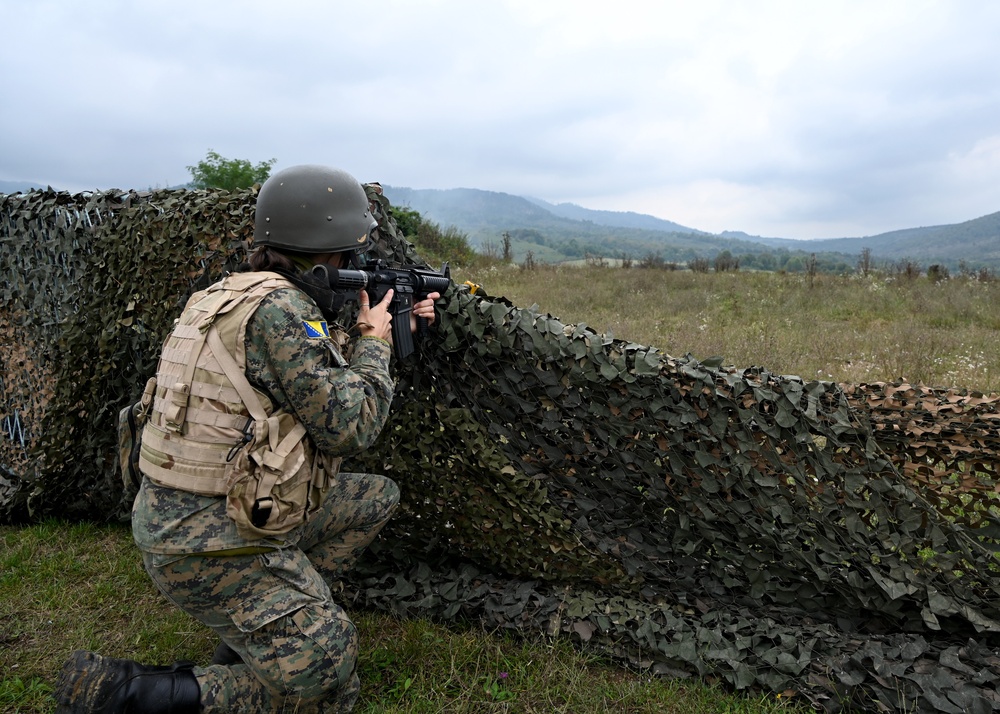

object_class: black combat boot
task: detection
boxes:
[53,650,200,714]
[210,640,245,666]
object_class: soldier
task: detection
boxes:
[54,164,441,713]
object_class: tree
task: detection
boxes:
[186,150,276,190]
[689,256,711,273]
[805,252,818,288]
[713,250,739,272]
[390,206,475,266]
[391,206,423,237]
[858,247,873,277]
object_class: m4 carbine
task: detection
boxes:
[309,260,451,360]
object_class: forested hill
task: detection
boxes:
[384,185,1000,271]
[752,212,1000,266]
[4,179,996,270]
[384,186,704,240]
[382,185,857,270]
[523,196,699,234]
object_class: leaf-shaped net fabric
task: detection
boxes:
[3,187,1000,712]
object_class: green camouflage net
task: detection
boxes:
[4,187,1000,713]
[0,188,252,518]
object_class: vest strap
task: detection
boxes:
[207,326,270,423]
[144,461,229,496]
[151,395,249,430]
[143,423,234,464]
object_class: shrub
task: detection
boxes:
[689,256,711,273]
[389,206,475,267]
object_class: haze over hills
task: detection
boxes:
[3,179,998,270]
[523,196,700,235]
[383,185,799,268]
[384,185,1000,271]
[735,213,1000,267]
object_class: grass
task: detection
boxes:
[456,264,1000,393]
[11,266,998,712]
[1,520,810,713]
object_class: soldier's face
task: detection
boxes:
[312,252,348,269]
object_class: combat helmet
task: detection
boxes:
[253,164,377,254]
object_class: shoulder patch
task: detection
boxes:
[302,320,331,339]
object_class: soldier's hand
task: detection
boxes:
[358,289,394,342]
[410,292,441,333]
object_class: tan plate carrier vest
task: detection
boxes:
[138,272,340,539]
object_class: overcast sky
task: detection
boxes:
[2,1,998,239]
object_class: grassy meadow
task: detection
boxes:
[2,521,805,714]
[457,263,1000,393]
[5,265,1000,713]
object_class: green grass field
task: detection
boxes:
[7,266,999,713]
[457,264,1000,393]
[2,521,806,713]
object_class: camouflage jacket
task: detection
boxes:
[132,282,394,555]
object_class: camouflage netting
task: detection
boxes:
[4,187,1000,712]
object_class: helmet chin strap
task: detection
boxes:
[273,265,349,324]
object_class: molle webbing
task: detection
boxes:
[138,273,295,496]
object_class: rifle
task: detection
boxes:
[308,260,451,360]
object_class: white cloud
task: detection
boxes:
[1,0,998,237]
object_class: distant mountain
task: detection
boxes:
[5,178,997,268]
[382,187,556,234]
[523,197,700,234]
[384,185,1000,270]
[798,213,1000,266]
[719,213,1000,269]
[382,185,787,266]
[719,231,816,247]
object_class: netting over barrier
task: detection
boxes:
[1,188,252,518]
[4,187,1000,712]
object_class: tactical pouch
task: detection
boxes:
[117,377,157,503]
[163,382,191,433]
[223,411,332,539]
[200,325,336,540]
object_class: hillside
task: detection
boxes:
[801,212,1000,265]
[385,185,1000,270]
[4,178,996,269]
[385,186,1000,272]
[523,196,700,234]
[383,185,857,271]
[727,213,1000,267]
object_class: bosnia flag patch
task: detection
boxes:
[302,320,331,339]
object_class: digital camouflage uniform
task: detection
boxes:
[131,282,398,713]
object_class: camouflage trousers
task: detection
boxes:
[140,472,399,714]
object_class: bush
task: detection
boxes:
[689,256,711,273]
[713,250,739,272]
[390,206,475,267]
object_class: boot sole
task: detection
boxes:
[53,650,113,713]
